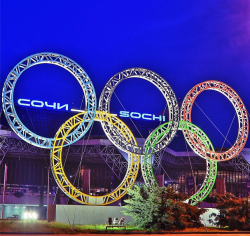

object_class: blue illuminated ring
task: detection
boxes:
[2,52,96,148]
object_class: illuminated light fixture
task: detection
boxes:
[23,212,28,219]
[23,211,38,220]
[32,212,38,219]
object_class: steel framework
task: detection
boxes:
[0,135,49,157]
[98,68,179,155]
[67,145,128,179]
[2,134,250,177]
[142,121,217,205]
[0,136,9,164]
[181,81,249,161]
[224,154,250,177]
[2,52,96,148]
[51,111,140,205]
[0,135,130,178]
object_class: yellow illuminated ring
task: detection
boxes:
[51,111,140,205]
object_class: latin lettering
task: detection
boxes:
[142,113,152,120]
[119,111,165,122]
[31,100,44,107]
[130,112,141,119]
[153,114,162,121]
[119,111,129,118]
[18,99,30,106]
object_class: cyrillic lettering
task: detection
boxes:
[45,102,57,110]
[18,99,30,106]
[57,103,69,111]
[31,100,44,107]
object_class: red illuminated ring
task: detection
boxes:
[180,80,249,161]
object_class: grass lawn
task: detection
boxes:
[0,220,239,234]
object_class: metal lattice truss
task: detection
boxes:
[0,134,129,180]
[96,146,128,180]
[0,136,9,156]
[51,111,140,205]
[98,68,179,155]
[2,131,250,204]
[66,145,128,179]
[2,52,96,149]
[142,121,217,206]
[162,148,250,177]
[0,136,9,164]
[163,153,206,166]
[222,154,250,177]
[0,135,49,157]
[187,160,217,206]
[152,150,164,175]
[0,134,163,183]
[181,80,249,161]
[161,150,204,165]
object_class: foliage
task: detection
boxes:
[209,193,250,230]
[122,185,206,230]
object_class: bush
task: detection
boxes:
[122,185,206,230]
[209,193,250,230]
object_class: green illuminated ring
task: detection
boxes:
[142,121,217,206]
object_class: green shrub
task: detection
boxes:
[122,185,206,230]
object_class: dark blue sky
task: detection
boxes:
[1,0,250,148]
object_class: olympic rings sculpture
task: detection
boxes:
[2,52,249,206]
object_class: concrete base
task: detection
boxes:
[56,205,133,225]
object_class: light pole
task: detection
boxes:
[47,166,50,221]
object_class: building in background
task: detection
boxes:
[1,108,250,218]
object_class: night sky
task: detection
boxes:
[1,1,250,148]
